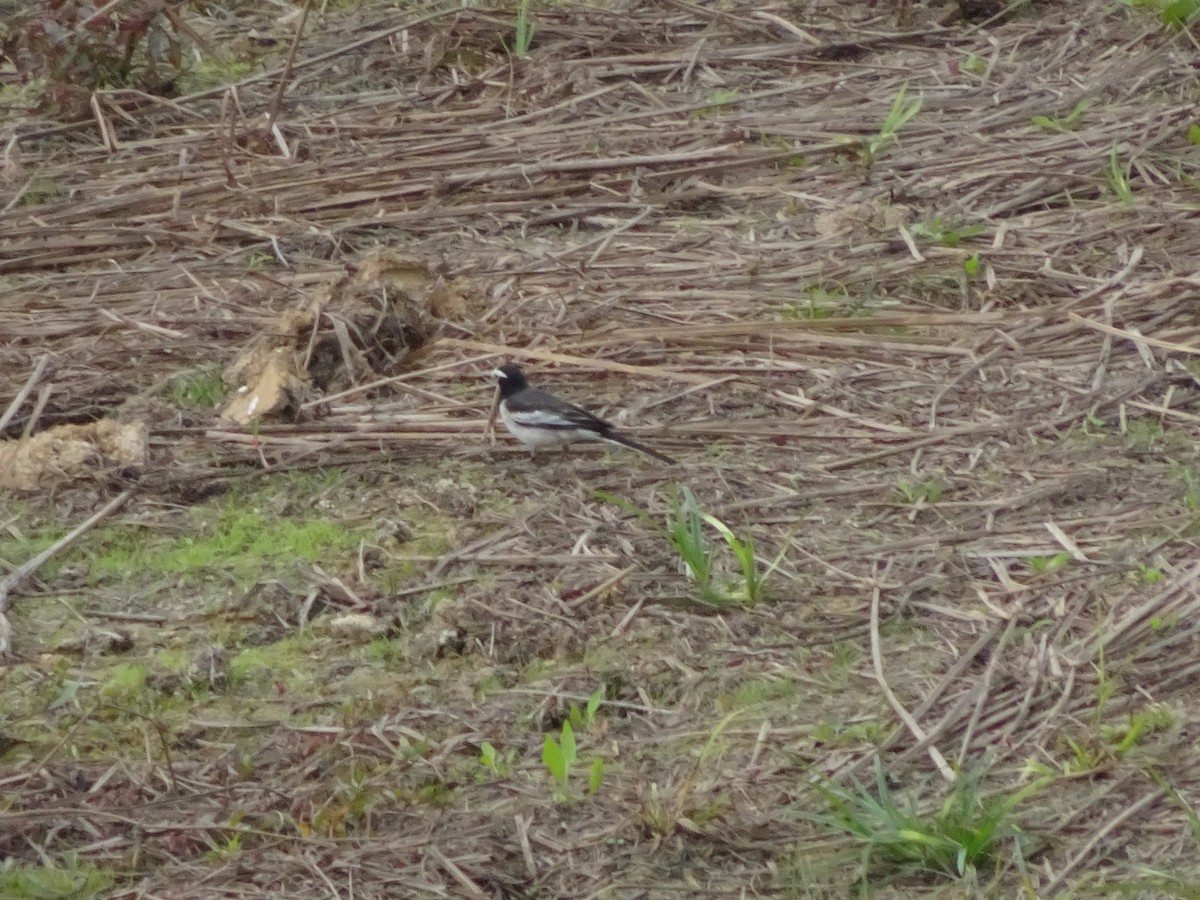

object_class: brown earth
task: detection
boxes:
[3,0,1200,896]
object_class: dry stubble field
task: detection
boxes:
[3,0,1200,896]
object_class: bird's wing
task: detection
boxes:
[505,389,611,432]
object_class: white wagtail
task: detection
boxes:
[491,364,676,464]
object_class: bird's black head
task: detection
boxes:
[491,363,529,399]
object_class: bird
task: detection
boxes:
[490,364,676,464]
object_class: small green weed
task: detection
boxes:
[1131,561,1164,585]
[479,741,516,778]
[0,854,114,899]
[14,177,64,207]
[1105,145,1134,204]
[908,218,986,248]
[1028,706,1177,779]
[1031,99,1091,132]
[169,366,227,410]
[1121,0,1200,28]
[206,828,243,861]
[861,83,922,167]
[542,720,604,800]
[820,641,865,690]
[1123,416,1164,451]
[47,677,90,712]
[1101,704,1178,758]
[641,782,675,836]
[234,749,255,780]
[228,637,316,689]
[639,711,741,835]
[396,778,456,810]
[0,521,66,583]
[696,88,740,118]
[567,686,605,732]
[811,718,883,747]
[661,486,769,604]
[102,663,148,699]
[1027,552,1071,575]
[542,721,576,798]
[1092,645,1120,731]
[541,689,608,801]
[1082,411,1107,433]
[243,250,278,269]
[759,135,806,169]
[1148,767,1200,845]
[1023,738,1106,778]
[701,508,769,604]
[1172,465,1200,510]
[506,0,535,56]
[596,486,775,606]
[588,755,606,795]
[175,55,257,94]
[815,759,1041,884]
[959,53,987,76]
[893,478,944,505]
[780,285,854,320]
[725,676,798,711]
[779,302,815,321]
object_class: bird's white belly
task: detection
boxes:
[500,405,581,448]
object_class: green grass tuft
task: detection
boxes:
[89,498,362,585]
[169,366,228,409]
[0,855,115,899]
[814,759,1043,886]
[1123,0,1200,28]
[861,83,922,167]
[595,486,775,606]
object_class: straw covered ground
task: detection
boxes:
[3,0,1200,896]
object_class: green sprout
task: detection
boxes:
[479,741,515,778]
[1106,145,1134,204]
[663,486,776,605]
[893,478,944,505]
[960,53,987,76]
[169,366,228,410]
[1132,562,1164,585]
[1027,552,1071,575]
[510,0,535,56]
[1123,0,1200,29]
[542,720,602,800]
[567,686,605,732]
[862,83,922,167]
[1031,99,1091,132]
[908,218,986,248]
[596,486,776,606]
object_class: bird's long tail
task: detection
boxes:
[604,431,677,465]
